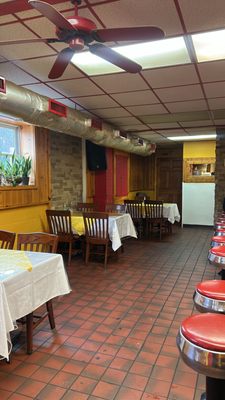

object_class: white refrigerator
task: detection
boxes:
[182,183,215,226]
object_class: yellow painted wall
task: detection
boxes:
[0,205,48,234]
[183,141,216,158]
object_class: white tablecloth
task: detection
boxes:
[72,213,137,251]
[108,213,137,251]
[163,203,180,224]
[0,250,71,360]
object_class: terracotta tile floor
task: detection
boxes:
[0,225,216,399]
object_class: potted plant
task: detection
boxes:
[20,155,32,185]
[2,153,23,186]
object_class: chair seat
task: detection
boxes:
[181,313,225,351]
[197,280,225,300]
[210,245,225,256]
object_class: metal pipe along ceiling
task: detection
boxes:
[0,79,156,156]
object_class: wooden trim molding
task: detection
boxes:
[183,157,215,183]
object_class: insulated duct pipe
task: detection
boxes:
[0,79,155,156]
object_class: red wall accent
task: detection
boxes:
[94,148,114,211]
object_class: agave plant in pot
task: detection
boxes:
[21,155,32,185]
[2,153,23,187]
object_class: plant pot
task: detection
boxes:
[22,176,29,185]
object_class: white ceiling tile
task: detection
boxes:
[204,82,225,97]
[48,78,103,97]
[214,119,225,124]
[180,120,214,127]
[22,83,63,98]
[178,0,225,33]
[56,98,77,108]
[142,64,199,88]
[23,16,57,38]
[123,124,147,131]
[166,99,208,113]
[0,14,17,23]
[0,62,38,84]
[0,21,38,41]
[93,0,184,36]
[126,104,168,115]
[74,95,118,109]
[0,43,56,61]
[157,129,186,136]
[92,73,149,93]
[155,84,204,102]
[90,108,131,118]
[111,90,159,106]
[15,56,83,81]
[185,127,216,133]
[148,122,181,129]
[208,98,225,110]
[198,60,225,82]
[105,116,140,126]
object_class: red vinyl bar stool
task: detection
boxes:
[215,223,225,230]
[211,236,225,247]
[194,280,225,313]
[208,245,225,280]
[177,313,225,400]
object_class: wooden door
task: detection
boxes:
[156,153,183,217]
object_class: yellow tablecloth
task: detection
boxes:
[71,216,85,236]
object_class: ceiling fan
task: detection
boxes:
[0,0,165,79]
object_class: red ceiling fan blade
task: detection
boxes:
[48,47,75,79]
[93,26,164,43]
[28,0,76,31]
[89,43,142,73]
[0,38,57,45]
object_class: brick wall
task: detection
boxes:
[215,129,225,219]
[50,131,82,209]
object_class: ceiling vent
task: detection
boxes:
[48,99,67,117]
[0,77,6,93]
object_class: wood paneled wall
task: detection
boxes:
[129,153,155,191]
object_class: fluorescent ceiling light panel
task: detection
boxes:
[71,37,190,76]
[168,134,216,141]
[192,29,225,62]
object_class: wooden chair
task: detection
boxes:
[46,209,80,267]
[124,200,144,238]
[105,203,126,213]
[144,200,164,240]
[83,212,110,269]
[17,232,59,354]
[76,202,97,212]
[0,230,16,249]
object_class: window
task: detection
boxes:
[0,123,19,162]
[0,119,35,186]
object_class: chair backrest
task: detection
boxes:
[46,209,73,237]
[105,203,126,213]
[0,230,16,249]
[124,200,143,219]
[145,200,163,219]
[76,202,96,212]
[83,212,109,243]
[17,232,58,253]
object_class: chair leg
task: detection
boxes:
[46,300,55,329]
[104,244,108,269]
[68,242,72,266]
[26,313,33,354]
[85,243,89,265]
